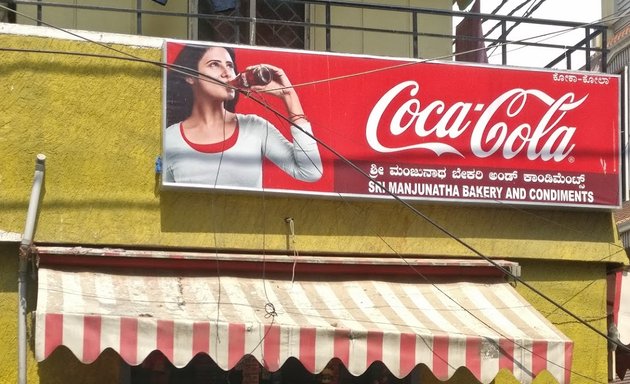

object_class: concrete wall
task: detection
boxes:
[15,0,453,60]
[308,0,453,60]
[16,0,190,40]
[0,26,624,383]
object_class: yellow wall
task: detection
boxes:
[0,32,623,262]
[0,30,624,384]
[517,260,610,383]
[0,239,121,384]
[0,29,623,262]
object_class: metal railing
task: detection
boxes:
[11,0,609,72]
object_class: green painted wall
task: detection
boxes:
[0,31,624,384]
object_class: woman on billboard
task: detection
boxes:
[163,43,323,190]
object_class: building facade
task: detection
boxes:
[0,2,626,383]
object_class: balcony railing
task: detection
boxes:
[9,0,609,72]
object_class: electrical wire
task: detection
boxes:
[483,0,614,63]
[523,0,546,16]
[155,48,630,379]
[195,49,617,381]
[488,0,510,16]
[247,65,608,380]
[2,0,627,307]
[323,194,603,382]
[2,2,630,380]
[485,0,549,56]
[483,0,536,38]
[3,0,627,321]
[242,84,630,353]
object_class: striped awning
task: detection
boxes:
[35,265,572,384]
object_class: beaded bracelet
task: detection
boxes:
[289,113,307,121]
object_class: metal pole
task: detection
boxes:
[249,0,256,45]
[601,28,608,73]
[584,27,591,71]
[325,2,330,52]
[18,154,46,384]
[501,21,507,65]
[412,11,418,58]
[188,0,198,41]
[36,0,41,26]
[623,66,629,202]
[136,0,142,35]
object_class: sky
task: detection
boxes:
[459,0,603,69]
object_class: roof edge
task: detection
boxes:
[0,22,163,48]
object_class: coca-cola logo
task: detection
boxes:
[366,81,588,162]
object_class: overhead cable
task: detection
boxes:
[1,2,628,360]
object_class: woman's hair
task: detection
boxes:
[166,44,239,127]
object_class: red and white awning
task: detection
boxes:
[611,269,630,345]
[35,266,572,384]
[609,268,630,380]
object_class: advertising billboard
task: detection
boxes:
[162,40,621,209]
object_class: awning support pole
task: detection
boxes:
[18,154,46,384]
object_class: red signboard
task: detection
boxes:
[162,40,621,209]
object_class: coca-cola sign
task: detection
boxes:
[367,85,584,161]
[162,40,621,209]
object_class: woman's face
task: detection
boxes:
[191,46,237,101]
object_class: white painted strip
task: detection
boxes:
[382,331,402,376]
[95,272,117,314]
[36,268,51,311]
[479,337,501,383]
[403,284,460,335]
[446,333,466,378]
[544,341,567,384]
[124,273,151,317]
[100,314,122,356]
[61,269,85,313]
[62,313,85,362]
[285,281,331,328]
[512,338,534,383]
[172,319,194,368]
[136,317,158,365]
[34,311,46,361]
[212,319,231,369]
[156,274,183,317]
[494,284,565,340]
[461,282,525,339]
[373,280,435,371]
[315,283,366,331]
[316,282,368,373]
[347,281,399,332]
[314,326,335,373]
[0,23,163,47]
[259,278,299,327]
[222,277,265,360]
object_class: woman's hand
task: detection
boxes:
[248,64,305,121]
[248,64,295,98]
